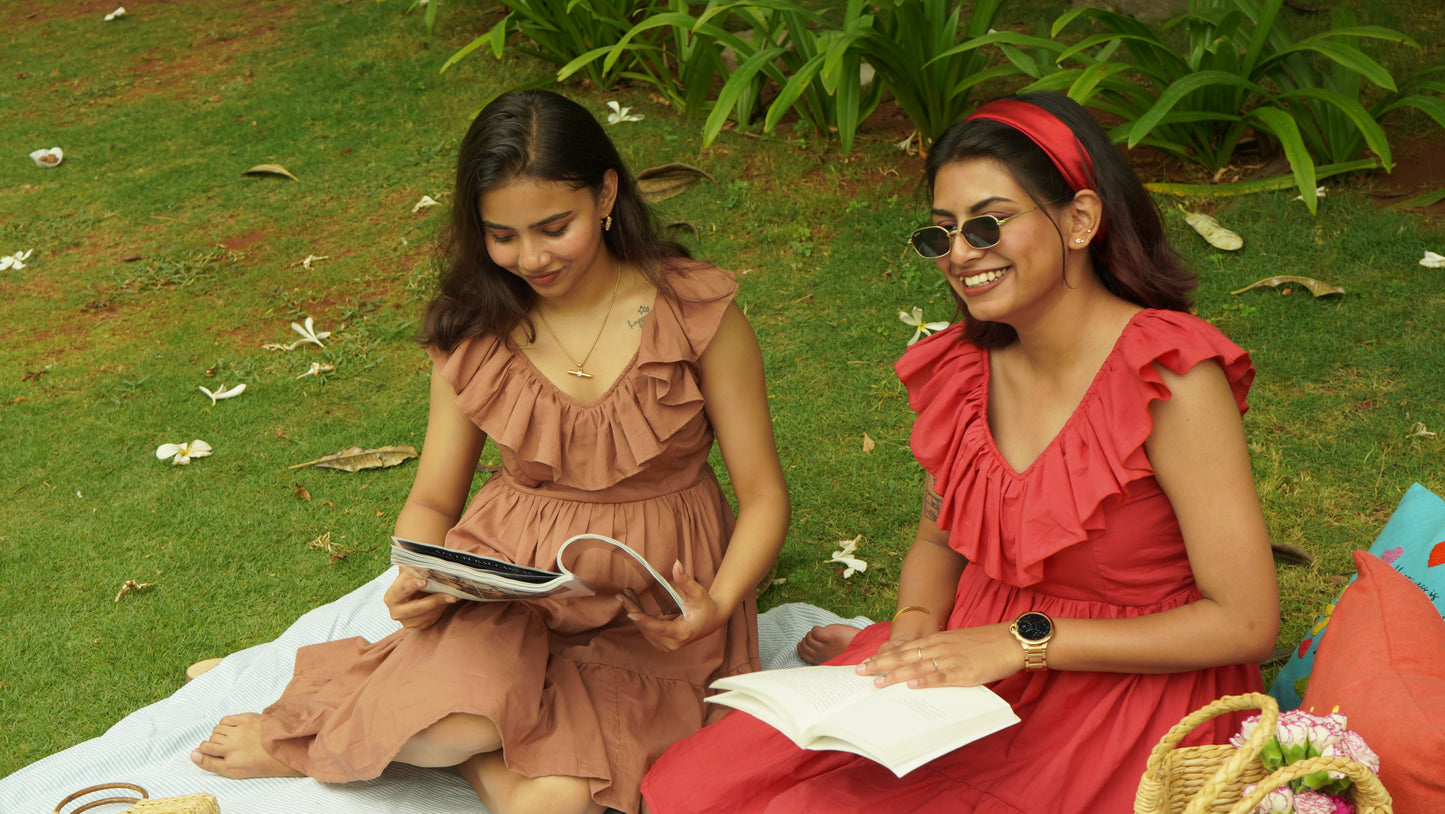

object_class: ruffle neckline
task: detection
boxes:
[429,262,737,491]
[896,309,1255,588]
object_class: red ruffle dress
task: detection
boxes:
[643,309,1262,814]
[259,263,758,814]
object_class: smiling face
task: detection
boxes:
[479,172,616,298]
[928,157,1069,329]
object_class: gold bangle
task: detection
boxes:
[892,605,931,622]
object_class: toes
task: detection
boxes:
[191,749,234,778]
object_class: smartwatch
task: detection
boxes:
[1010,611,1054,672]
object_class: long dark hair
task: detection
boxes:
[423,90,689,351]
[924,91,1195,348]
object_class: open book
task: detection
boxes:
[707,664,1020,777]
[389,533,685,616]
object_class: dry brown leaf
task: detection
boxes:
[1230,275,1344,297]
[636,163,715,203]
[243,163,299,181]
[114,579,155,602]
[307,531,363,563]
[1269,541,1314,566]
[294,483,312,501]
[288,444,418,471]
[862,433,876,453]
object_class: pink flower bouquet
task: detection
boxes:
[1230,709,1380,814]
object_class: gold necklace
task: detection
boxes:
[535,267,621,379]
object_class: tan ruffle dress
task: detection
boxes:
[260,263,759,814]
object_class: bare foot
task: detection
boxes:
[191,713,303,779]
[796,624,861,665]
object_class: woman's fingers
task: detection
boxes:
[384,569,455,627]
[857,634,967,688]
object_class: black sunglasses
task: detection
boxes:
[908,206,1039,258]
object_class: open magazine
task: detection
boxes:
[389,533,685,616]
[707,664,1020,777]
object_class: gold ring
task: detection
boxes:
[932,658,940,670]
[916,647,924,662]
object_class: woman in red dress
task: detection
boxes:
[642,91,1280,814]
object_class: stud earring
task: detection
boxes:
[603,215,613,231]
[1074,238,1084,244]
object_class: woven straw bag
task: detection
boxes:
[1134,692,1393,814]
[54,783,219,814]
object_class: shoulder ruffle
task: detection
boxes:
[895,309,1254,587]
[428,262,737,490]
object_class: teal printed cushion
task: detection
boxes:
[1268,482,1445,709]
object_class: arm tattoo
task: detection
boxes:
[627,304,652,329]
[922,473,943,521]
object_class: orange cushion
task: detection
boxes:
[1302,550,1445,810]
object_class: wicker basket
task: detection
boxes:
[1135,692,1392,814]
[54,783,219,814]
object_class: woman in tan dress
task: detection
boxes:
[190,90,790,814]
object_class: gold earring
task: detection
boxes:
[603,215,613,231]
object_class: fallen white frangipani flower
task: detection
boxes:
[198,383,246,404]
[1291,186,1327,202]
[29,147,63,168]
[156,439,212,465]
[606,101,643,124]
[1178,206,1243,251]
[828,534,869,578]
[412,195,440,213]
[899,307,949,345]
[299,254,328,270]
[0,249,33,271]
[1420,251,1445,269]
[290,316,330,348]
[1408,422,1437,439]
[104,7,126,21]
[296,362,336,378]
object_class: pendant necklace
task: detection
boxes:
[535,266,621,379]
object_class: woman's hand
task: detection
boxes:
[619,561,727,652]
[857,624,1021,689]
[385,566,457,630]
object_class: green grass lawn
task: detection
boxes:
[1,0,1442,775]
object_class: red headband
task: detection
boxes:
[964,99,1096,193]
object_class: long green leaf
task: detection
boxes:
[703,45,788,146]
[1249,107,1318,213]
[1143,158,1382,197]
[440,14,512,73]
[1263,41,1397,92]
[763,54,825,132]
[1279,87,1394,170]
[1127,71,1262,148]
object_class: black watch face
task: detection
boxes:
[1016,612,1051,642]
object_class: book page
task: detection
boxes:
[709,665,875,731]
[555,534,684,616]
[709,665,1019,777]
[809,682,1019,776]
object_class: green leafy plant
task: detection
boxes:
[704,0,883,152]
[557,0,743,118]
[597,0,884,151]
[992,0,1435,212]
[1261,7,1445,168]
[441,0,665,89]
[854,0,1011,146]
